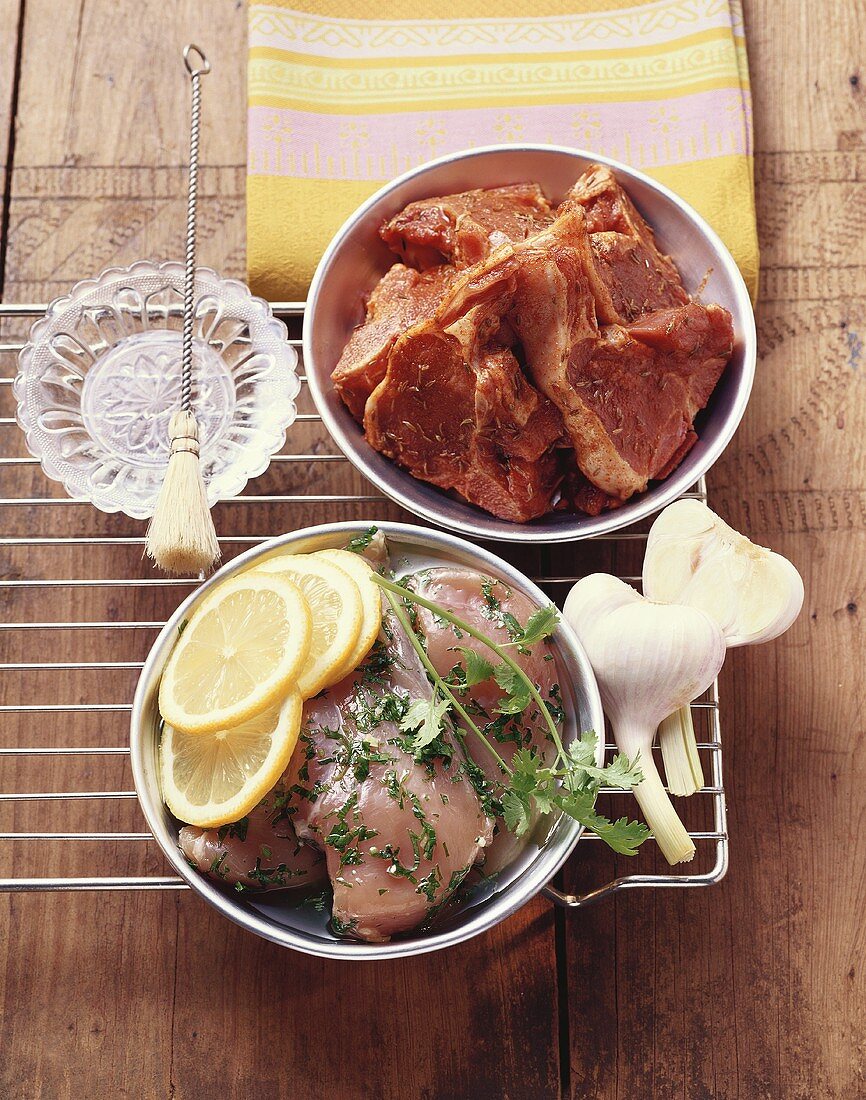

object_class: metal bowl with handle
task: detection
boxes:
[130,521,604,960]
[303,145,756,542]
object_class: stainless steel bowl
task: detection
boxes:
[304,145,756,542]
[131,521,604,959]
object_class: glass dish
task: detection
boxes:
[15,260,300,519]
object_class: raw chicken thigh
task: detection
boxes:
[410,568,561,779]
[179,785,325,891]
[410,567,563,866]
[284,601,494,942]
[176,543,565,942]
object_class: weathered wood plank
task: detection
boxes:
[0,0,22,292]
[563,2,866,1097]
[0,4,562,1099]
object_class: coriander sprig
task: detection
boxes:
[383,587,511,775]
[375,574,566,759]
[372,575,650,856]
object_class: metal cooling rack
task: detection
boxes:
[0,301,727,904]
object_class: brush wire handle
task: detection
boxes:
[181,44,210,413]
[145,45,219,576]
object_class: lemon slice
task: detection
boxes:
[253,554,363,697]
[314,548,382,676]
[158,573,311,734]
[160,690,303,827]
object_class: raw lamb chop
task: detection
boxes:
[332,263,457,421]
[284,601,494,942]
[562,163,688,323]
[363,253,564,522]
[380,183,553,270]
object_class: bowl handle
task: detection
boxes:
[542,849,728,909]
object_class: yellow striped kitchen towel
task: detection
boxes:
[248,0,758,302]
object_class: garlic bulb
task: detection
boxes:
[643,499,805,796]
[643,499,804,648]
[564,574,726,865]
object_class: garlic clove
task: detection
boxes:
[643,499,804,648]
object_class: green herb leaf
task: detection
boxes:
[399,694,451,752]
[217,816,249,844]
[589,817,651,856]
[457,647,496,687]
[510,748,556,813]
[598,752,645,789]
[516,605,559,647]
[492,662,531,714]
[345,526,378,554]
[510,748,550,790]
[566,729,599,769]
[501,610,525,642]
[501,788,531,835]
[564,732,644,789]
[555,790,650,855]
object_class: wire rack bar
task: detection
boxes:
[0,743,721,755]
[0,299,727,904]
[0,785,724,800]
[0,494,384,506]
[0,747,131,755]
[0,453,348,467]
[0,790,138,801]
[0,878,187,891]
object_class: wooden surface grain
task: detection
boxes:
[0,2,863,1098]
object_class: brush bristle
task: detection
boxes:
[145,410,221,575]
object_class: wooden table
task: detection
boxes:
[0,2,862,1096]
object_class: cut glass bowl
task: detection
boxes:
[15,261,300,519]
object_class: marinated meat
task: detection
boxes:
[285,603,494,943]
[364,256,564,524]
[500,205,601,446]
[552,302,734,499]
[364,319,562,522]
[380,183,553,270]
[332,263,457,421]
[332,168,735,519]
[556,455,620,516]
[562,164,688,322]
[588,231,690,324]
[496,208,733,500]
[178,790,325,891]
[441,257,565,466]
